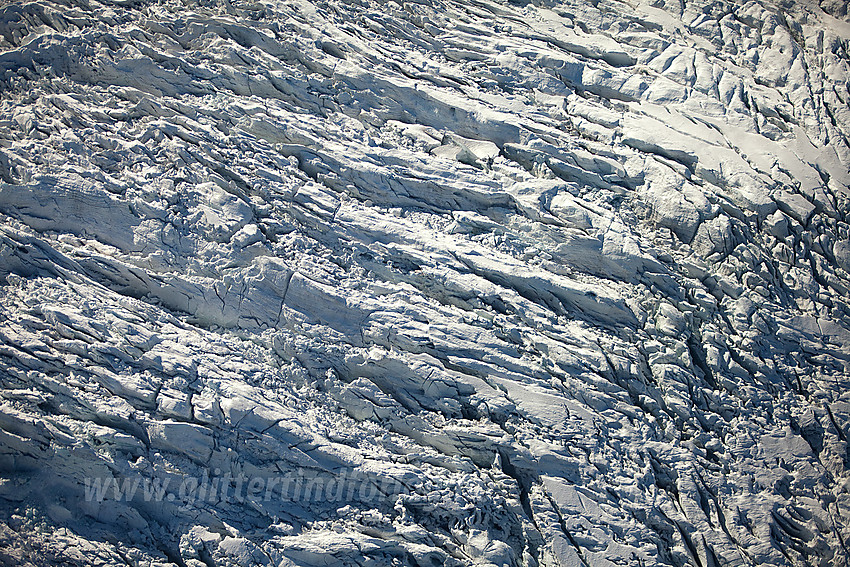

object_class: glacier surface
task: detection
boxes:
[1,0,850,565]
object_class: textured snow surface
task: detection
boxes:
[1,0,850,565]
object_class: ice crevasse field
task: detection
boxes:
[0,0,850,565]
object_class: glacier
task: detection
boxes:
[0,0,849,565]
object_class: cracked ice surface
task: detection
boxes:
[0,0,849,565]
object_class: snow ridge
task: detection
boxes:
[0,0,849,565]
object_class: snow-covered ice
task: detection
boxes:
[0,0,849,565]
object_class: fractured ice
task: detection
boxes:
[0,0,849,565]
